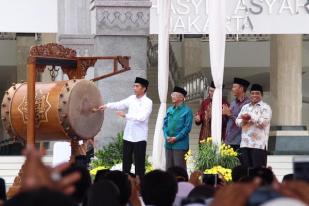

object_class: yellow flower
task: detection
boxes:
[204,166,232,182]
[219,144,238,157]
[146,164,153,173]
[184,150,192,161]
[90,166,108,176]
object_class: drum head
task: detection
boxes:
[67,80,104,139]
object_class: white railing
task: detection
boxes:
[182,72,209,102]
[202,34,309,42]
[201,34,270,42]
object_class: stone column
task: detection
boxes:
[16,35,37,82]
[270,34,302,125]
[91,0,152,148]
[182,38,202,76]
[269,34,309,154]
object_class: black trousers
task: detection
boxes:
[123,140,146,178]
[240,147,267,168]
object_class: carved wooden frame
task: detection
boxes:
[26,43,130,145]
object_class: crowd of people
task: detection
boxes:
[1,145,309,206]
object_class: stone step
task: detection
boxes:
[264,162,293,169]
[0,170,19,177]
[0,156,53,190]
[3,177,15,188]
[267,155,294,162]
[267,155,297,181]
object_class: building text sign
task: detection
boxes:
[150,0,309,34]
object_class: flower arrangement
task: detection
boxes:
[90,165,108,176]
[184,150,193,161]
[204,165,232,182]
[188,137,240,181]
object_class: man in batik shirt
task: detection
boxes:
[236,84,272,168]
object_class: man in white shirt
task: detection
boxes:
[99,77,153,178]
[236,84,272,168]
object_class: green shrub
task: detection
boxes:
[90,132,123,169]
[194,138,240,171]
[90,131,152,172]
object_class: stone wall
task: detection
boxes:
[58,0,151,149]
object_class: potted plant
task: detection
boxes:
[187,137,240,182]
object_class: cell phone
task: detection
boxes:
[293,156,309,182]
[202,174,220,187]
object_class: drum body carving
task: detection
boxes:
[1,79,104,142]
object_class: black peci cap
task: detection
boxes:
[250,84,263,94]
[173,86,187,96]
[233,78,250,88]
[135,77,149,88]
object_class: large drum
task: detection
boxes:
[1,79,104,142]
